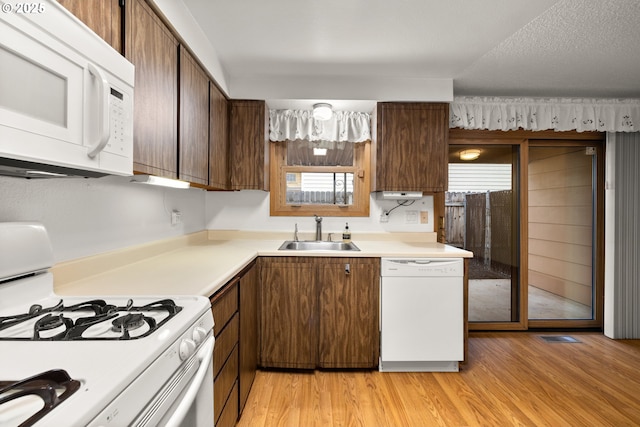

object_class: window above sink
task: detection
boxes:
[270,139,371,217]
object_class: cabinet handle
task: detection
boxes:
[345,263,350,275]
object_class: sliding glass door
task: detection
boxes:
[447,143,522,327]
[446,131,604,330]
[527,143,603,328]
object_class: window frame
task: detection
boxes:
[269,140,371,217]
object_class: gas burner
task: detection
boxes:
[33,313,73,340]
[112,313,146,332]
[110,313,158,340]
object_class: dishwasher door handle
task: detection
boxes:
[381,258,464,276]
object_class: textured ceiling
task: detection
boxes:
[180,0,640,111]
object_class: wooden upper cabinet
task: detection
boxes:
[229,100,269,190]
[373,102,449,192]
[209,83,229,190]
[58,0,122,52]
[179,46,209,186]
[126,0,179,178]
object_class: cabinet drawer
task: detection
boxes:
[214,345,239,425]
[213,313,239,378]
[215,381,238,427]
[211,279,239,336]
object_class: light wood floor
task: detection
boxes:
[237,332,640,427]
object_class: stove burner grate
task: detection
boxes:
[0,298,183,341]
[0,369,80,427]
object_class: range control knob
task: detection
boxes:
[179,338,196,361]
[192,327,208,345]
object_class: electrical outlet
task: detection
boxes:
[380,212,389,223]
[171,210,182,226]
[420,211,428,224]
[406,210,418,224]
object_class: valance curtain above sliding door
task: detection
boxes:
[269,109,371,143]
[450,97,640,133]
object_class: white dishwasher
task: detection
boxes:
[380,258,464,372]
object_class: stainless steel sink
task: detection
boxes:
[278,240,360,251]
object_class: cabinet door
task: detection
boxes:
[318,258,380,368]
[229,100,269,190]
[126,0,178,178]
[239,262,258,413]
[375,102,448,192]
[209,83,229,189]
[179,46,209,185]
[58,0,122,52]
[210,280,239,426]
[260,258,316,369]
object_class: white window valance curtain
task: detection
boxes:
[269,109,371,143]
[450,97,640,133]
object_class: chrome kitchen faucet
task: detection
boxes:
[314,215,322,241]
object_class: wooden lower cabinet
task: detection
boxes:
[318,258,380,368]
[260,258,317,369]
[216,382,239,427]
[238,262,259,413]
[210,279,238,427]
[210,261,259,427]
[259,257,380,370]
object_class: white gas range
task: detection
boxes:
[0,222,215,426]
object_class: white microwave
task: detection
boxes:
[0,0,134,178]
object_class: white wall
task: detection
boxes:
[205,190,434,236]
[0,174,432,264]
[0,175,206,262]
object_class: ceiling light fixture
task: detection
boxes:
[312,103,333,120]
[131,175,191,189]
[459,149,481,161]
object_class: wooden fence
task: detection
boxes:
[286,190,353,205]
[445,190,513,276]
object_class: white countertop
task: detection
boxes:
[54,231,472,298]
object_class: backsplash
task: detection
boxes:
[205,190,435,235]
[0,175,434,263]
[0,175,206,262]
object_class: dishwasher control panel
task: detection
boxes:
[381,258,464,277]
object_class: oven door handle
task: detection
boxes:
[164,335,214,427]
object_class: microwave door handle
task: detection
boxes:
[86,62,110,158]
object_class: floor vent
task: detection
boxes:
[539,335,581,343]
